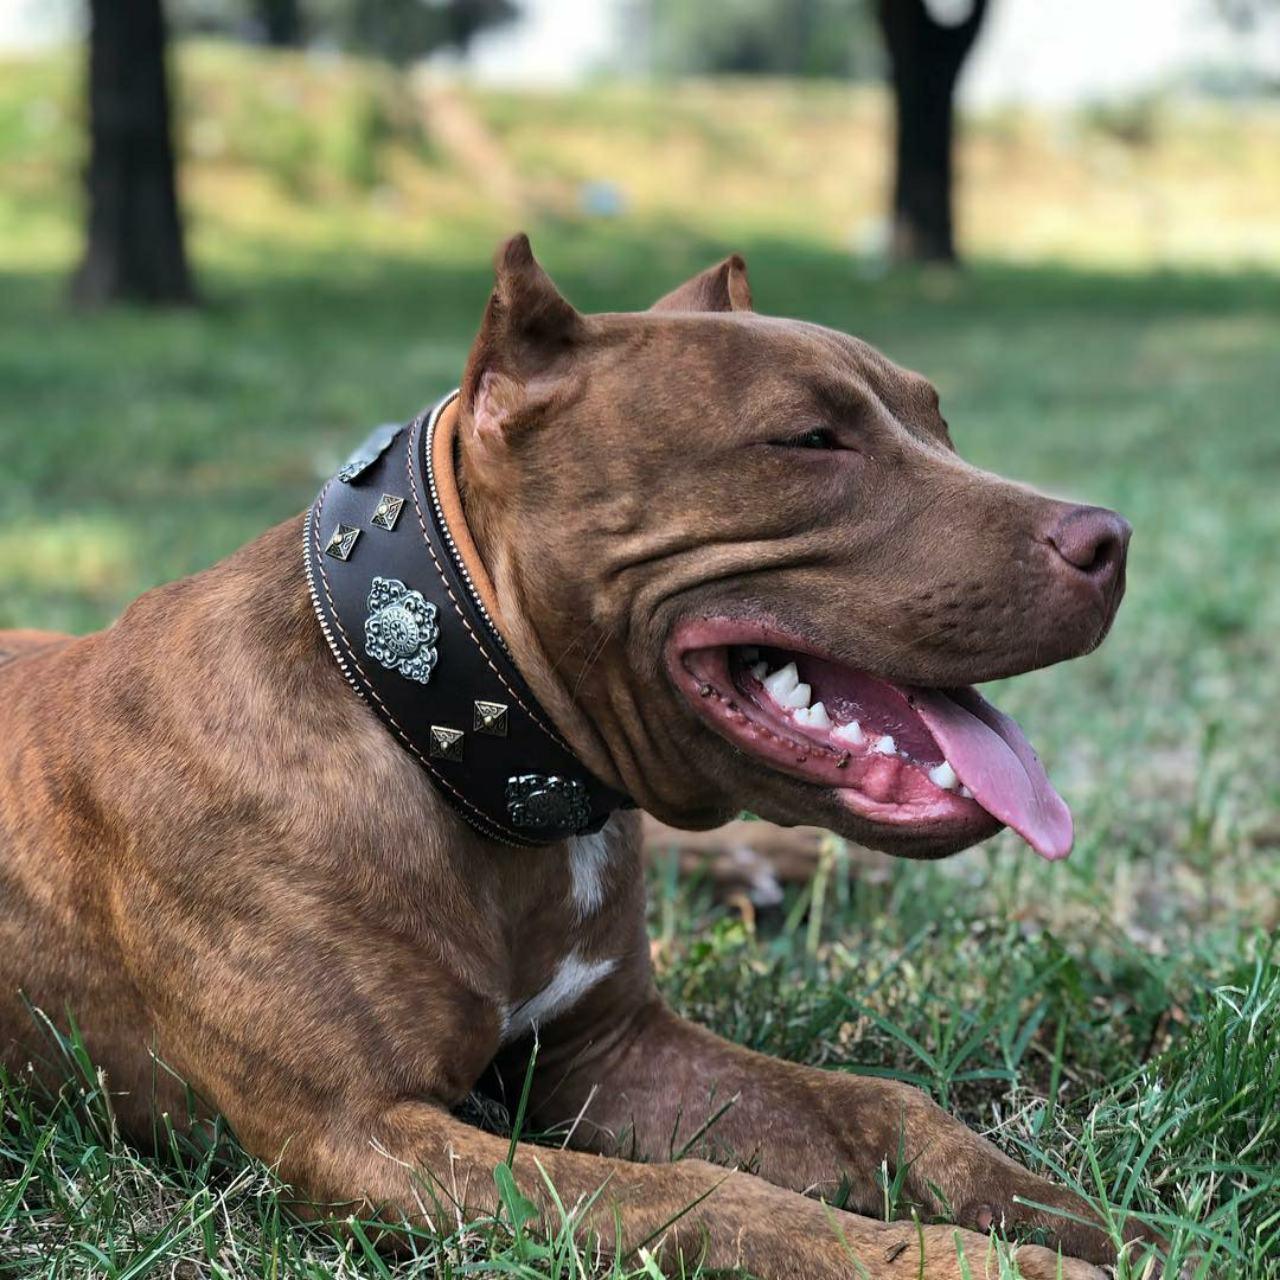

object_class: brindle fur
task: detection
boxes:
[0,238,1151,1279]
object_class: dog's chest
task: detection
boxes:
[496,816,633,1044]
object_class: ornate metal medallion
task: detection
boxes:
[364,576,439,684]
[506,774,591,833]
[473,700,508,736]
[429,725,464,761]
[324,524,360,561]
[371,493,405,531]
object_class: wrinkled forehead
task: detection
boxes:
[597,312,942,441]
[759,318,939,421]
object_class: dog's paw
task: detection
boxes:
[1011,1244,1108,1280]
[955,1192,1173,1276]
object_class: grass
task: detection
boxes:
[2,39,1280,1278]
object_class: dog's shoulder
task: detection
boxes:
[0,629,73,668]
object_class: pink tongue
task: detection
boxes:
[911,687,1073,861]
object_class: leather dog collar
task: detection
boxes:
[304,391,630,847]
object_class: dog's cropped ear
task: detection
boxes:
[461,233,584,446]
[650,255,753,313]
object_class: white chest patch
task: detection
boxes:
[500,950,617,1045]
[565,813,627,919]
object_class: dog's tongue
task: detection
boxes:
[911,687,1073,861]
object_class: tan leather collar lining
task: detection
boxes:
[430,395,506,631]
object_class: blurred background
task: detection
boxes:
[3,0,1279,626]
[2,1,1280,1274]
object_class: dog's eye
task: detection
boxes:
[777,427,838,450]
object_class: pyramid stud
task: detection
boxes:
[474,700,509,737]
[428,725,464,762]
[371,493,405,531]
[324,524,360,561]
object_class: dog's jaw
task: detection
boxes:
[664,617,1079,861]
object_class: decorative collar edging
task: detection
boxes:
[303,391,630,847]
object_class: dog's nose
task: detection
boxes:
[1045,505,1131,585]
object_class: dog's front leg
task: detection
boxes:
[523,997,1159,1270]
[285,1099,1099,1280]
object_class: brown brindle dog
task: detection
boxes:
[0,237,1149,1279]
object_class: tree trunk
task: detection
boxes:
[876,0,989,264]
[256,0,303,47]
[72,0,195,307]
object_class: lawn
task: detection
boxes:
[2,42,1280,1279]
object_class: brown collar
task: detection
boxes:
[304,391,631,846]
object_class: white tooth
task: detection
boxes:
[793,700,830,729]
[763,662,799,700]
[751,661,768,680]
[779,681,811,710]
[959,785,974,799]
[833,720,864,746]
[928,761,959,791]
[805,700,831,729]
[873,734,897,756]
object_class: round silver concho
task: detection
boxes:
[364,577,439,684]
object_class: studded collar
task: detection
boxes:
[304,390,631,846]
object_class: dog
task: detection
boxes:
[0,236,1150,1279]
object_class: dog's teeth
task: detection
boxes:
[959,785,974,799]
[750,661,768,680]
[872,734,897,756]
[928,761,959,791]
[779,681,811,710]
[832,720,864,746]
[763,662,799,700]
[793,700,831,730]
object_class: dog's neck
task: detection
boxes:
[304,393,631,847]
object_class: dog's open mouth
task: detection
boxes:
[672,628,1073,861]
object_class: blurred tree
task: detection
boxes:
[645,0,991,264]
[876,0,989,263]
[172,0,518,60]
[257,0,303,44]
[1215,0,1278,22]
[645,0,877,78]
[73,0,195,306]
[307,0,518,65]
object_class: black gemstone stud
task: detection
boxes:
[474,700,509,737]
[337,422,401,482]
[324,524,360,561]
[506,774,591,833]
[371,494,405,531]
[428,725,464,762]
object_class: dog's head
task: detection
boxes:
[458,236,1129,860]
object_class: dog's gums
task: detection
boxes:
[672,625,1073,861]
